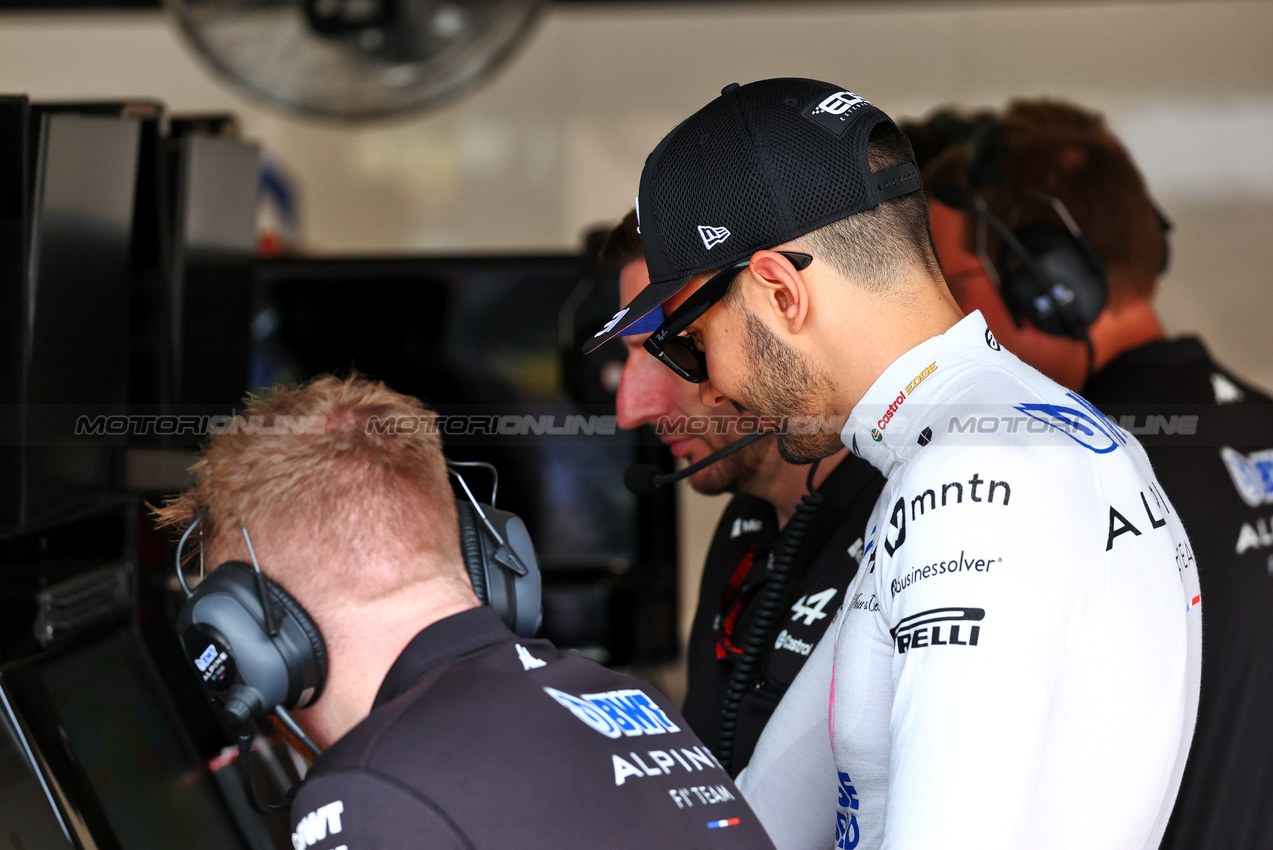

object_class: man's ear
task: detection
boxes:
[747,251,811,332]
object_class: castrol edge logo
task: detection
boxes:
[871,362,937,443]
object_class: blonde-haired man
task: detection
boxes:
[157,374,776,849]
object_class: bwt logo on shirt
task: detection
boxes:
[544,687,681,739]
[292,801,343,850]
[1221,446,1273,507]
[890,607,984,653]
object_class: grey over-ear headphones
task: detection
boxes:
[928,113,1171,340]
[172,462,541,766]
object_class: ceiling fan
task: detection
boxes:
[166,0,547,120]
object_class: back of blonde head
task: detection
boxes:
[154,375,462,603]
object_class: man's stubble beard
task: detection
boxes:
[732,305,844,466]
[688,432,772,496]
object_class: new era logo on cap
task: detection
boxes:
[698,225,731,250]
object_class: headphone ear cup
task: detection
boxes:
[263,575,328,709]
[455,501,490,606]
[176,561,326,720]
[997,223,1106,339]
[453,500,542,637]
[1154,204,1173,274]
[480,507,542,639]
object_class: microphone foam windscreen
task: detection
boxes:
[623,464,663,496]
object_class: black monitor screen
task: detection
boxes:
[31,630,248,850]
[0,689,75,850]
[171,134,259,407]
[0,95,30,528]
[260,256,645,571]
[24,112,139,525]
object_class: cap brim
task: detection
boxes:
[581,275,691,354]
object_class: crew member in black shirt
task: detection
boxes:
[915,98,1273,850]
[155,375,775,849]
[603,213,885,774]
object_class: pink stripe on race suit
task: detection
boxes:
[829,640,837,737]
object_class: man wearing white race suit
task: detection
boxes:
[740,310,1201,849]
[583,77,1202,849]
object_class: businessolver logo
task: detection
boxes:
[890,607,984,653]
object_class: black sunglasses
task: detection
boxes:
[643,251,812,383]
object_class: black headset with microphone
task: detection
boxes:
[172,462,540,810]
[926,113,1171,342]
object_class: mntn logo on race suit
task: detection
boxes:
[1013,392,1127,454]
[543,687,681,739]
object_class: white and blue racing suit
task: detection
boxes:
[738,311,1202,850]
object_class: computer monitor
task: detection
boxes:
[167,132,260,408]
[2,627,254,850]
[0,95,30,529]
[0,686,75,850]
[9,111,140,530]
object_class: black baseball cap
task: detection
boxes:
[583,77,920,354]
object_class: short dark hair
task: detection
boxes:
[599,209,642,268]
[788,121,943,294]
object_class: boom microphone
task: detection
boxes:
[624,430,769,495]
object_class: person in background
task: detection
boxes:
[910,98,1273,850]
[602,211,885,774]
[155,374,776,849]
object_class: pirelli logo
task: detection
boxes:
[890,607,984,654]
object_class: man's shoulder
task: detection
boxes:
[819,453,887,511]
[296,642,774,849]
[1090,337,1273,406]
[877,413,1127,557]
[289,765,468,849]
[315,638,686,776]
